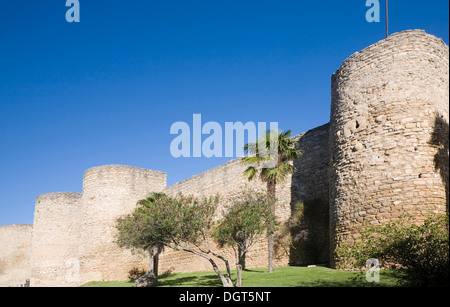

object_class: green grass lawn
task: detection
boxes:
[81,266,400,287]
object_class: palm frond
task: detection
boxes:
[244,142,259,155]
[281,147,303,162]
[243,166,258,181]
[281,130,292,139]
[242,128,302,182]
[278,162,296,176]
[241,155,263,165]
[260,167,280,182]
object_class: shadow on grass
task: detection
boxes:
[159,273,223,287]
[293,270,401,287]
[156,269,400,288]
[242,268,266,274]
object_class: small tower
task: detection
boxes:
[31,192,82,287]
[78,165,166,285]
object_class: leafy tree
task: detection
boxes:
[115,193,166,279]
[242,129,302,272]
[116,193,236,287]
[213,189,278,286]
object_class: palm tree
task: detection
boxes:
[242,129,302,272]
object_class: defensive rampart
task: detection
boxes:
[0,30,448,286]
[0,225,32,287]
[160,123,330,273]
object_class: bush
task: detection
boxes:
[128,267,147,281]
[336,214,449,287]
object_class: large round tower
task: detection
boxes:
[78,165,167,284]
[329,30,449,266]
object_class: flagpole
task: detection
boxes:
[386,0,389,38]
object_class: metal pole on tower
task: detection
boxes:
[386,0,389,37]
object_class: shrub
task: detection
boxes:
[128,267,147,281]
[336,214,449,287]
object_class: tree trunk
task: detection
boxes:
[267,180,276,273]
[268,236,274,273]
[139,247,160,288]
[236,264,243,287]
[238,244,246,269]
[148,249,154,275]
[181,247,234,287]
[205,256,234,288]
[148,246,160,277]
[153,246,160,277]
[236,244,246,287]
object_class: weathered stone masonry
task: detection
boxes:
[329,30,449,266]
[0,225,32,287]
[31,193,82,287]
[0,30,448,286]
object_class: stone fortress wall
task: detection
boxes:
[0,225,32,287]
[0,30,448,287]
[160,123,331,273]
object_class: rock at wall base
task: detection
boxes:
[134,273,159,288]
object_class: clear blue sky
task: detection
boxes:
[0,1,448,226]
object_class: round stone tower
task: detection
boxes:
[31,192,82,287]
[329,30,449,266]
[78,165,167,284]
